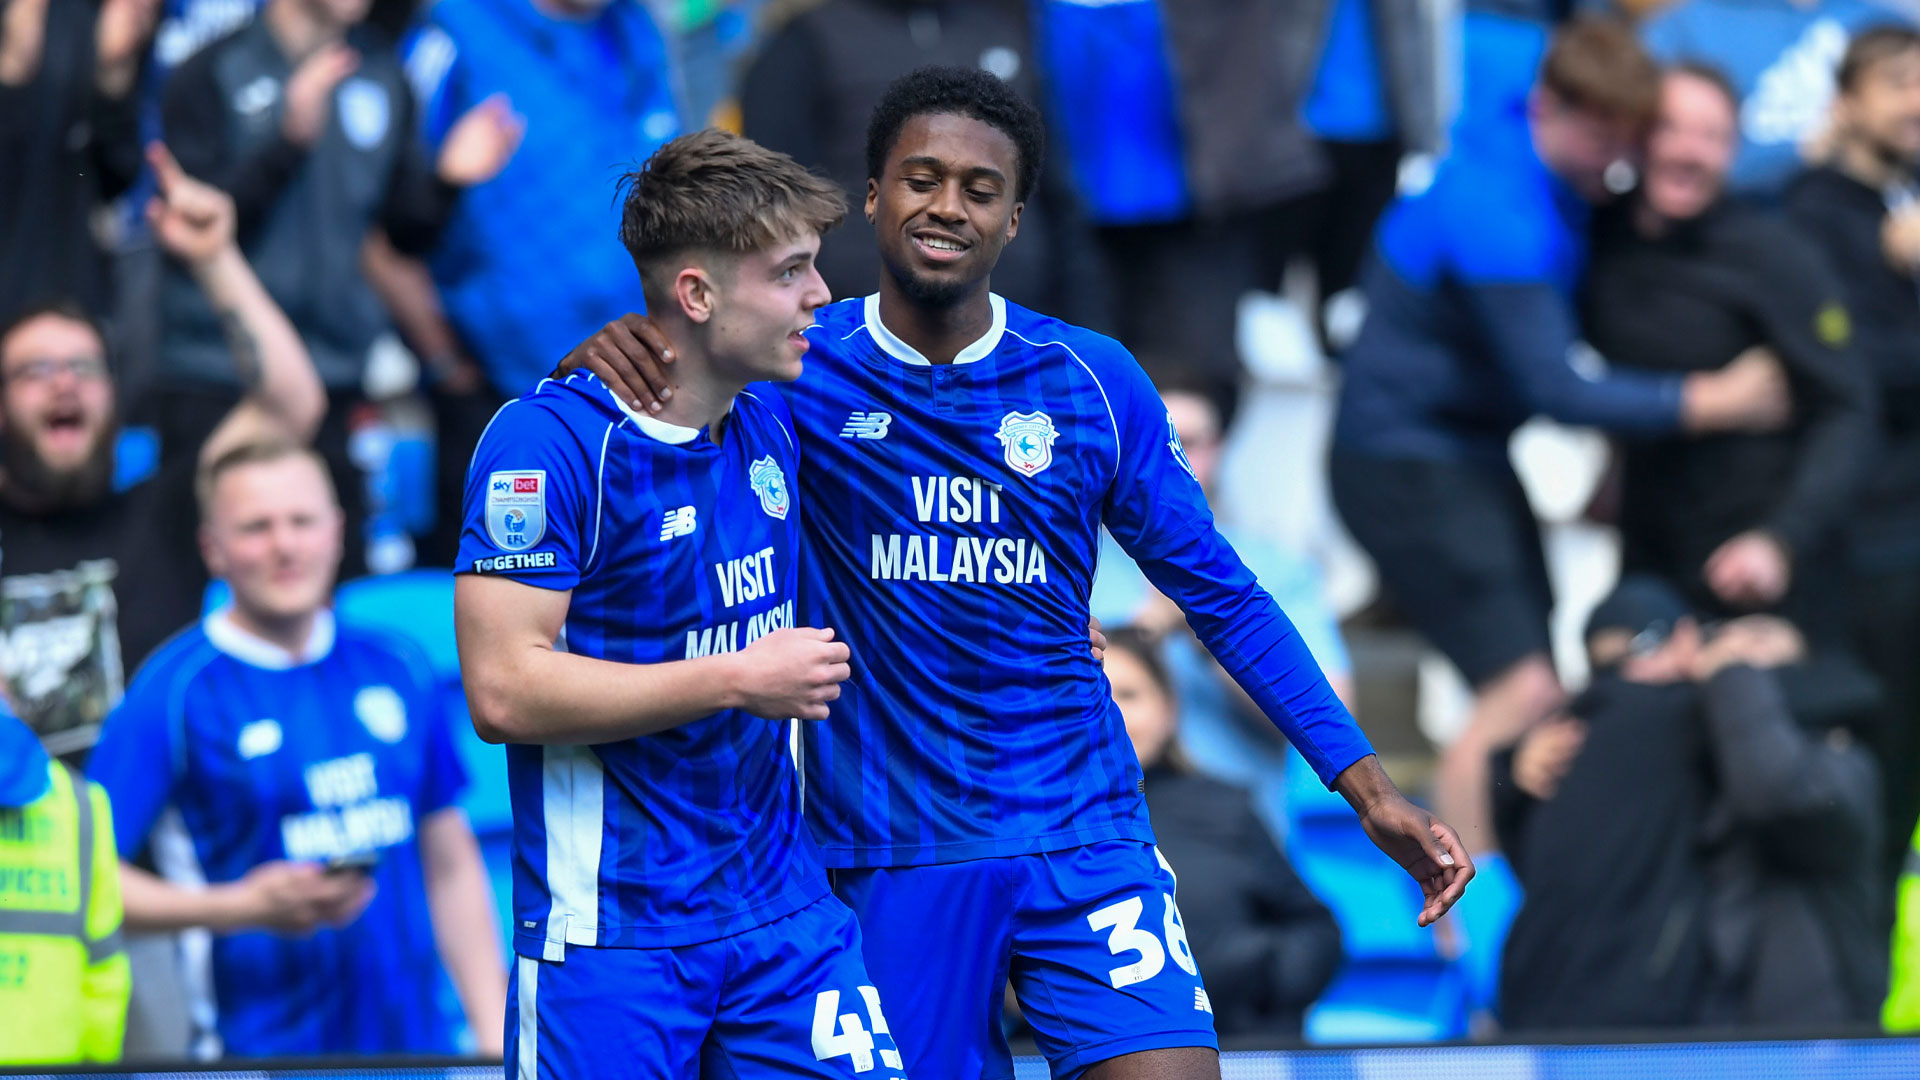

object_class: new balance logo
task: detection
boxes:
[839,411,893,440]
[1194,989,1213,1014]
[660,506,698,540]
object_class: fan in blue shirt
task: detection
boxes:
[88,441,504,1057]
[455,131,908,1079]
[565,67,1473,1080]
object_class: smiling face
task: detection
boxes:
[700,230,832,385]
[1643,70,1736,222]
[867,111,1023,308]
[1839,43,1920,167]
[0,311,118,507]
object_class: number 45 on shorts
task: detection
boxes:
[812,985,906,1075]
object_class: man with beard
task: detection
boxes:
[1785,23,1920,886]
[0,143,324,755]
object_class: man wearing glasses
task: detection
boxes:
[0,143,324,757]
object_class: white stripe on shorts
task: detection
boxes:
[517,955,539,1080]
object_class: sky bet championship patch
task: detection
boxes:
[485,470,547,551]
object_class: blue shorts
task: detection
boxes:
[834,839,1216,1080]
[504,894,909,1079]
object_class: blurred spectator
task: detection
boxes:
[1107,627,1342,1037]
[1285,0,1444,348]
[1331,18,1791,854]
[1584,64,1873,641]
[741,0,1105,328]
[156,0,520,571]
[0,145,324,756]
[1785,24,1920,883]
[0,704,128,1065]
[87,438,503,1057]
[1889,814,1920,1029]
[400,0,676,562]
[0,0,157,322]
[1038,0,1435,396]
[1091,384,1352,838]
[1496,577,1884,1029]
[1641,0,1906,194]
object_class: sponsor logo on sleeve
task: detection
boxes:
[486,470,546,551]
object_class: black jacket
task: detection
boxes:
[742,0,1108,330]
[0,0,143,322]
[1785,166,1920,572]
[1582,199,1875,633]
[159,20,451,390]
[1143,765,1341,1037]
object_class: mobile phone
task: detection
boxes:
[324,850,380,876]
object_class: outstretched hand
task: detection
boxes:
[146,142,236,265]
[555,313,678,413]
[1358,795,1474,927]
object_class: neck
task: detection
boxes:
[1835,134,1913,190]
[228,603,321,658]
[877,273,993,365]
[647,322,742,437]
[265,0,340,59]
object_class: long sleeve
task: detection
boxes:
[1096,346,1372,785]
[1698,663,1877,877]
[1744,224,1878,554]
[1462,280,1687,434]
[161,42,307,235]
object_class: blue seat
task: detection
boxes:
[1449,851,1523,1016]
[1305,958,1470,1043]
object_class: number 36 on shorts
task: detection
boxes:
[1086,848,1197,989]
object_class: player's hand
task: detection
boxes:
[436,92,523,187]
[1358,797,1474,927]
[555,314,677,414]
[235,860,376,935]
[1088,616,1106,662]
[1703,529,1791,609]
[145,142,237,266]
[1510,717,1586,800]
[728,627,851,721]
[281,42,358,147]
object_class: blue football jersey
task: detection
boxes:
[787,295,1374,867]
[456,373,827,959]
[87,611,468,1056]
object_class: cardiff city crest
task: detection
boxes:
[749,456,790,520]
[485,470,546,551]
[996,410,1059,477]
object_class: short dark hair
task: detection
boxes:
[197,438,334,520]
[1838,23,1920,93]
[865,66,1045,203]
[1539,16,1661,133]
[0,299,108,367]
[616,129,846,294]
[1668,60,1739,116]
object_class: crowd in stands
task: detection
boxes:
[10,0,1920,1064]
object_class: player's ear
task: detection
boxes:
[198,521,225,581]
[1004,200,1022,243]
[674,266,716,324]
[865,178,879,225]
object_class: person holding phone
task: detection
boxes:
[80,144,502,1059]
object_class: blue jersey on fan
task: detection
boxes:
[786,295,1373,868]
[456,372,827,960]
[87,611,468,1057]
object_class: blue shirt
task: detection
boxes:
[1336,138,1687,464]
[87,611,468,1057]
[786,295,1372,868]
[1644,0,1906,194]
[1303,0,1392,142]
[456,373,827,958]
[405,0,679,394]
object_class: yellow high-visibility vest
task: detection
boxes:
[1886,815,1920,1031]
[0,761,129,1063]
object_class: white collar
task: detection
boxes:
[604,385,702,445]
[204,607,336,669]
[863,292,1006,366]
